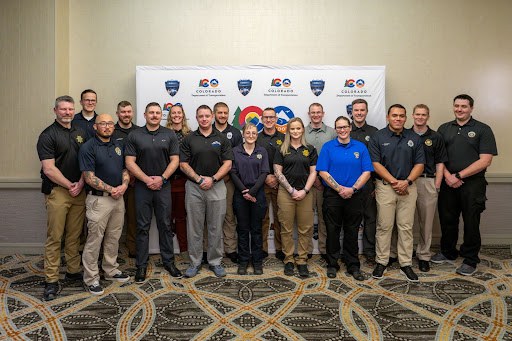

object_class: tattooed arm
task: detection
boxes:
[273,164,294,194]
[83,171,113,193]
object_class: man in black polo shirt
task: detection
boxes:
[213,102,242,263]
[37,95,87,301]
[79,114,130,295]
[125,102,182,283]
[257,107,285,260]
[112,100,139,258]
[350,98,379,265]
[368,104,425,282]
[72,89,98,139]
[432,94,498,276]
[180,104,233,278]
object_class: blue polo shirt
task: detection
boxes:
[231,145,269,196]
[79,135,124,188]
[316,138,373,187]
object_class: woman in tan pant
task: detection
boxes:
[274,118,317,278]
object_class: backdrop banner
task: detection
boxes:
[136,65,386,254]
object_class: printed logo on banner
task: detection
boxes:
[237,79,253,96]
[338,78,368,98]
[266,78,296,97]
[346,104,353,119]
[194,78,225,97]
[274,105,294,133]
[165,80,180,97]
[232,106,263,131]
[310,80,325,96]
[271,78,291,87]
[161,102,182,120]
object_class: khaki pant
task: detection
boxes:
[277,187,314,265]
[414,177,438,261]
[308,185,326,254]
[262,185,282,252]
[223,179,237,253]
[44,186,85,283]
[123,186,137,255]
[83,195,125,286]
[375,181,417,267]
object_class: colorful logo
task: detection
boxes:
[231,105,294,133]
[198,79,219,87]
[310,80,325,96]
[162,102,182,112]
[271,78,291,87]
[274,105,294,133]
[344,79,365,88]
[165,80,180,97]
[355,79,365,88]
[237,79,252,96]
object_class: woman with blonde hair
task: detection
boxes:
[274,117,317,277]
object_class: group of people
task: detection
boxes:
[37,90,497,301]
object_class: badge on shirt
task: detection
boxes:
[354,152,360,159]
[365,136,370,142]
[212,141,221,147]
[227,132,233,139]
[425,139,432,147]
[468,131,476,138]
[115,147,122,156]
[76,135,84,144]
[276,139,282,145]
[256,153,262,159]
[407,140,414,147]
[302,149,310,157]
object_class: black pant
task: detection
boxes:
[360,180,377,258]
[438,176,487,267]
[323,188,362,272]
[134,181,175,268]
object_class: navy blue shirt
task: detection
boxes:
[72,111,97,139]
[317,138,373,188]
[368,126,425,180]
[351,122,378,147]
[112,123,139,148]
[274,144,317,190]
[79,135,125,189]
[413,127,448,176]
[231,145,269,196]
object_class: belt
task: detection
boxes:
[170,174,183,180]
[420,173,435,178]
[88,189,111,196]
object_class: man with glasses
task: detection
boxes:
[79,114,130,295]
[73,89,98,139]
[305,103,336,261]
[257,107,285,260]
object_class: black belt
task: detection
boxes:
[88,189,111,197]
[420,174,435,178]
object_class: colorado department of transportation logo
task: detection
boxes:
[274,105,295,133]
[425,139,433,146]
[165,80,180,97]
[310,80,325,96]
[115,147,122,156]
[271,78,291,87]
[407,140,414,147]
[344,79,365,88]
[237,79,252,96]
[468,131,476,138]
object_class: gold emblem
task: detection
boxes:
[115,147,122,156]
[76,135,84,144]
[276,139,282,145]
[354,152,360,159]
[425,139,432,146]
[302,149,310,157]
[256,153,262,159]
[468,131,476,138]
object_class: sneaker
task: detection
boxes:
[275,250,285,261]
[372,263,386,279]
[418,260,430,273]
[135,267,147,283]
[105,272,130,282]
[253,264,263,275]
[326,267,337,278]
[237,263,248,275]
[209,264,226,277]
[284,262,294,276]
[400,266,419,282]
[226,252,238,264]
[456,263,476,276]
[431,252,454,264]
[64,272,83,281]
[164,263,183,278]
[184,265,201,278]
[297,264,309,278]
[43,282,59,301]
[87,281,104,295]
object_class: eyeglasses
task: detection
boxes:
[335,125,351,131]
[83,99,97,103]
[262,116,276,120]
[97,122,115,127]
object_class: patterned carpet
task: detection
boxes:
[1,246,511,341]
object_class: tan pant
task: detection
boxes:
[277,187,314,265]
[262,185,282,252]
[44,186,85,283]
[375,181,417,267]
[83,195,125,286]
[308,185,326,254]
[123,186,137,255]
[223,179,237,253]
[414,177,438,261]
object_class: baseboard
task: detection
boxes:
[0,243,44,255]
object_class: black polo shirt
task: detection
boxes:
[368,126,425,180]
[214,123,243,148]
[438,117,497,176]
[274,144,317,190]
[37,121,87,193]
[351,122,378,147]
[124,125,179,177]
[79,135,124,188]
[112,123,139,148]
[180,129,233,177]
[231,145,269,195]
[72,111,97,139]
[257,130,285,175]
[413,127,448,176]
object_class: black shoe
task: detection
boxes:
[284,262,294,276]
[128,252,136,259]
[135,267,147,283]
[418,260,430,273]
[320,254,329,262]
[350,269,365,281]
[388,257,398,266]
[372,263,386,279]
[262,251,269,259]
[237,263,248,275]
[164,263,182,278]
[202,252,208,264]
[307,253,313,259]
[226,252,238,264]
[64,272,82,281]
[297,264,309,278]
[275,250,285,261]
[253,264,263,275]
[400,266,419,282]
[326,267,337,278]
[43,282,59,301]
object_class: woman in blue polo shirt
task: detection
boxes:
[230,122,269,275]
[317,116,373,280]
[274,117,317,278]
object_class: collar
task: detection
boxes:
[76,111,98,120]
[194,128,219,138]
[335,138,353,148]
[144,125,161,134]
[262,129,279,138]
[213,123,232,133]
[94,135,113,146]
[54,120,73,131]
[386,125,405,137]
[352,122,368,131]
[450,117,475,127]
[307,123,327,133]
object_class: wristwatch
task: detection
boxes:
[161,175,168,184]
[352,187,359,193]
[407,179,413,186]
[455,172,462,180]
[304,188,310,194]
[212,176,219,183]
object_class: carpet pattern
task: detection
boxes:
[1,246,511,340]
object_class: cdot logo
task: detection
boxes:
[344,79,365,88]
[198,79,219,87]
[271,78,291,87]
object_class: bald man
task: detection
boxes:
[79,114,130,295]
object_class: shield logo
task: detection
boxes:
[346,104,353,118]
[237,79,252,96]
[165,80,180,97]
[310,80,325,96]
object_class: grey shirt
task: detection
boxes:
[305,122,337,155]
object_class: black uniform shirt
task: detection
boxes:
[37,121,87,193]
[112,123,139,148]
[413,127,448,176]
[72,111,97,139]
[257,129,285,175]
[180,129,233,177]
[231,145,269,195]
[351,122,378,147]
[438,117,497,176]
[368,126,425,180]
[79,135,124,188]
[214,123,243,148]
[124,125,179,177]
[274,144,317,190]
